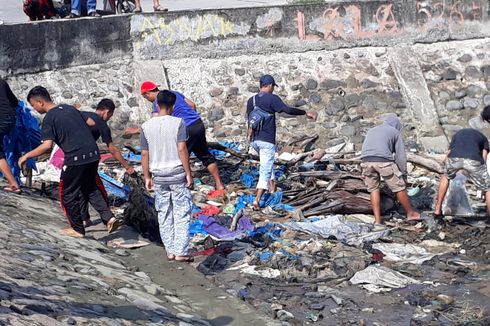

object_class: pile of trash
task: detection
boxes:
[24,133,490,324]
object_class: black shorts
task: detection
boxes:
[187,119,216,167]
[0,115,16,160]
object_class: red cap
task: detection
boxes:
[140,81,159,95]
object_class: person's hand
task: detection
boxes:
[185,174,193,189]
[306,111,318,120]
[18,155,28,169]
[243,140,250,154]
[125,165,136,176]
[124,127,139,136]
[144,177,153,191]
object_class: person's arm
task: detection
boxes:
[140,129,152,190]
[85,117,96,127]
[483,149,488,162]
[185,98,197,110]
[273,95,317,119]
[124,127,141,135]
[483,137,489,162]
[142,150,152,191]
[178,142,193,188]
[107,142,135,174]
[18,140,53,167]
[394,134,407,174]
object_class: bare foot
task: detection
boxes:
[174,256,194,262]
[59,227,84,238]
[252,201,260,211]
[407,212,421,221]
[167,254,175,260]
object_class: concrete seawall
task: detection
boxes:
[1,2,490,153]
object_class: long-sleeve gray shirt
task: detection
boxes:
[360,114,407,174]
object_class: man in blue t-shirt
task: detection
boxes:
[246,75,317,210]
[133,81,224,196]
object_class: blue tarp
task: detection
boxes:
[98,171,131,201]
[239,166,287,188]
[0,101,41,184]
[208,141,241,159]
[233,192,288,214]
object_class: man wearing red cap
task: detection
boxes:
[126,81,225,194]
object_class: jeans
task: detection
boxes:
[71,0,97,15]
[154,183,192,256]
[251,140,276,190]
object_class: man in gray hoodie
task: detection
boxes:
[360,113,421,225]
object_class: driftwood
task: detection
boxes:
[289,170,362,180]
[332,154,443,174]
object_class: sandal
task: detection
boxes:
[153,5,168,12]
[133,7,142,13]
[174,256,194,262]
[3,186,21,194]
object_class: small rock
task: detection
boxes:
[325,97,345,115]
[234,68,245,76]
[466,85,482,97]
[126,97,139,108]
[457,54,472,63]
[484,95,490,106]
[437,294,455,305]
[305,79,318,90]
[438,232,446,240]
[330,295,343,305]
[310,303,325,310]
[344,94,362,109]
[463,97,479,110]
[61,91,73,99]
[454,90,466,99]
[290,84,300,91]
[469,116,485,129]
[375,51,385,57]
[65,317,77,325]
[295,99,307,107]
[465,65,483,79]
[481,65,490,79]
[441,68,457,80]
[343,53,350,59]
[277,309,294,321]
[108,84,119,92]
[360,79,378,89]
[319,79,346,91]
[340,125,356,137]
[362,307,374,313]
[115,249,130,256]
[363,95,387,110]
[446,100,463,111]
[477,53,485,59]
[271,303,283,311]
[309,94,322,104]
[247,85,259,93]
[209,88,223,97]
[228,87,239,96]
[208,107,225,122]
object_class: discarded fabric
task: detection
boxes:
[284,215,389,246]
[193,214,255,240]
[372,243,451,265]
[350,265,420,292]
[233,192,285,214]
[227,263,281,279]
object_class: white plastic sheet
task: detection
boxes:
[284,215,389,246]
[350,265,420,292]
[372,243,447,265]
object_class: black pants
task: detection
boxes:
[59,161,112,234]
[80,173,113,224]
[0,115,16,160]
[187,119,216,167]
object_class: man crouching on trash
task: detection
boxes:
[360,113,421,227]
[141,90,194,262]
[434,105,490,221]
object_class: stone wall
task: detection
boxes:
[1,3,490,154]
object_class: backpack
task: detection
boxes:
[248,96,273,132]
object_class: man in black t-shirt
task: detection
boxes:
[434,108,490,219]
[80,99,135,227]
[19,87,122,237]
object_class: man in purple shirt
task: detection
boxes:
[127,81,225,195]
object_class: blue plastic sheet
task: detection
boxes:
[233,192,285,214]
[0,101,41,184]
[208,141,241,159]
[98,171,131,200]
[256,251,274,262]
[239,165,287,188]
[122,152,142,162]
[189,219,209,236]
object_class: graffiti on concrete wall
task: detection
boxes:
[133,14,241,46]
[416,0,485,29]
[295,4,399,41]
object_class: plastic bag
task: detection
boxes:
[442,173,474,216]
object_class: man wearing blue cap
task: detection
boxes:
[246,74,317,210]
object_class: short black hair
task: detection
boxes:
[96,98,116,114]
[157,90,176,109]
[482,105,490,123]
[27,86,52,102]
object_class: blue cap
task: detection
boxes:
[259,74,278,87]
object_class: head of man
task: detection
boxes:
[140,81,160,102]
[481,105,490,124]
[259,74,278,94]
[157,90,176,114]
[96,98,116,122]
[27,86,53,114]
